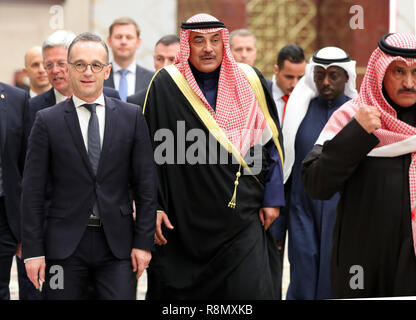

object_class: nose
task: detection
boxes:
[293,78,300,87]
[51,64,60,74]
[162,59,170,67]
[403,73,415,88]
[39,63,46,73]
[203,42,214,53]
[84,65,94,75]
[322,75,330,86]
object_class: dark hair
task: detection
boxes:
[277,44,305,69]
[109,17,140,37]
[68,32,109,64]
[155,34,180,48]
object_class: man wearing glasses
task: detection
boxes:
[29,30,120,126]
[22,32,157,300]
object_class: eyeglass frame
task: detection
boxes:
[44,61,68,70]
[67,60,109,73]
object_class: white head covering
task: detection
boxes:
[282,46,358,182]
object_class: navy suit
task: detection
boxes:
[22,96,157,299]
[16,86,121,300]
[0,83,29,300]
[104,64,154,95]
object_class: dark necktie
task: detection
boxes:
[83,103,101,174]
[83,103,101,217]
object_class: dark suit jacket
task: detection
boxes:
[29,87,120,126]
[265,78,288,243]
[265,78,273,95]
[104,64,154,95]
[0,82,30,242]
[126,88,147,108]
[22,96,157,261]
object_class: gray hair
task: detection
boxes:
[229,29,257,47]
[67,32,109,64]
[42,30,76,58]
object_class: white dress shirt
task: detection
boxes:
[54,88,70,104]
[111,61,137,97]
[271,78,286,128]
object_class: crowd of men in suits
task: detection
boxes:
[1,16,308,300]
[1,17,181,300]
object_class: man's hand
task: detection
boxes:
[25,257,46,290]
[259,207,280,230]
[354,104,381,134]
[154,211,174,245]
[15,243,22,259]
[131,248,151,280]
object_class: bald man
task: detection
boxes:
[23,46,51,97]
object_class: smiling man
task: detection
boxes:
[302,33,416,298]
[22,32,157,300]
[143,13,285,300]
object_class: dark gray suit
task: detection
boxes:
[22,96,157,299]
[104,64,154,95]
[0,83,29,300]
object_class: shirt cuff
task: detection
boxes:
[24,256,45,263]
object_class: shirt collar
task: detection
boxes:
[72,93,105,109]
[54,88,71,103]
[112,60,137,74]
[271,75,285,100]
[29,89,37,98]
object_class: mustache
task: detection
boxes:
[398,88,416,93]
[200,54,216,59]
[321,86,334,92]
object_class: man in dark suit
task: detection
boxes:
[22,32,157,300]
[105,17,154,101]
[0,82,29,300]
[127,34,179,108]
[17,31,120,301]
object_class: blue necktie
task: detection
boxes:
[118,69,128,102]
[84,103,101,217]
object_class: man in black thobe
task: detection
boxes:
[143,13,285,299]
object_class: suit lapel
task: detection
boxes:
[135,64,141,93]
[47,88,56,106]
[0,85,7,150]
[104,68,115,89]
[97,96,118,177]
[63,98,95,178]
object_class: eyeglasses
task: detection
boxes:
[68,61,108,73]
[44,61,67,70]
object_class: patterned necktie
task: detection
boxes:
[118,69,128,102]
[83,103,101,217]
